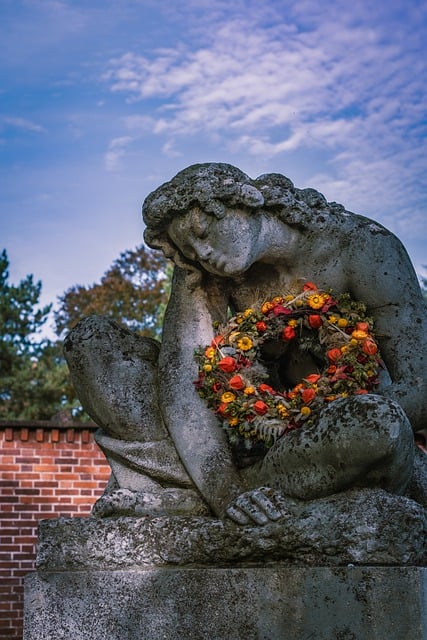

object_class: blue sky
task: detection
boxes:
[1,0,426,335]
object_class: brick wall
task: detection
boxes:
[0,421,111,640]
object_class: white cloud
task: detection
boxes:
[2,117,46,133]
[104,136,133,171]
[103,2,427,241]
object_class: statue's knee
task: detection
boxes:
[64,315,160,366]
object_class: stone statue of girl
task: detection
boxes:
[64,163,427,524]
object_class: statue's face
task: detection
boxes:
[168,207,261,277]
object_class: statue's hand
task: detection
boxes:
[225,487,285,526]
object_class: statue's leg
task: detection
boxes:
[64,315,209,517]
[244,394,414,500]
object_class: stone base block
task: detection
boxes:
[25,566,427,639]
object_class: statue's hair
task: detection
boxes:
[142,163,342,269]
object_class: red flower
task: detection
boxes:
[362,339,378,356]
[258,383,274,394]
[305,373,321,384]
[217,403,230,416]
[253,400,269,415]
[212,382,222,393]
[356,322,369,332]
[327,348,342,362]
[301,388,316,404]
[256,321,268,333]
[308,314,322,329]
[355,389,368,395]
[211,335,224,348]
[218,356,237,373]
[281,326,296,341]
[273,305,292,317]
[303,282,318,291]
[229,375,244,390]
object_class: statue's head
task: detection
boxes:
[142,162,331,272]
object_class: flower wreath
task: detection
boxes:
[194,282,382,452]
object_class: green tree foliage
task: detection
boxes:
[0,249,79,420]
[54,245,171,339]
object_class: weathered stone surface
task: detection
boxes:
[24,566,427,639]
[36,489,426,570]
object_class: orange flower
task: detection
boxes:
[327,348,342,362]
[301,388,316,403]
[261,301,275,314]
[218,356,237,373]
[229,375,244,390]
[355,389,369,395]
[253,400,269,415]
[362,339,378,356]
[308,314,322,329]
[281,326,296,341]
[256,321,268,333]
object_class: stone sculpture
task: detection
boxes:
[64,163,427,545]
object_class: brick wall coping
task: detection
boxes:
[0,419,98,430]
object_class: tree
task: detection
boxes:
[0,249,79,420]
[54,245,171,339]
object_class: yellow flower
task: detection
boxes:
[228,417,239,426]
[237,336,253,351]
[272,296,284,304]
[340,345,349,354]
[277,404,289,418]
[244,386,255,395]
[329,315,338,324]
[307,293,327,310]
[296,299,304,307]
[243,308,253,317]
[300,406,311,416]
[350,338,359,347]
[205,347,216,360]
[337,318,349,328]
[236,315,244,324]
[284,295,294,302]
[221,392,236,404]
[287,319,298,328]
[203,364,212,372]
[352,329,368,340]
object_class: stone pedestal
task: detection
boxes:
[25,566,427,639]
[24,490,427,639]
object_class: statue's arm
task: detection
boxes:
[158,266,249,516]
[353,233,427,431]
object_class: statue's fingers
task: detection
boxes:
[225,504,251,525]
[250,489,282,521]
[233,494,269,525]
